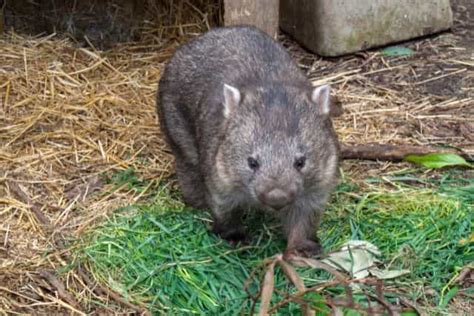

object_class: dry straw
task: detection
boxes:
[0,0,472,313]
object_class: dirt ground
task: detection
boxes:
[0,0,472,314]
[285,0,473,154]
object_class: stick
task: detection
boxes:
[39,270,83,312]
[340,143,472,162]
[258,261,276,316]
[7,181,51,227]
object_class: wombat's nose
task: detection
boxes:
[261,188,295,209]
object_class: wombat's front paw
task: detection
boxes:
[284,240,323,259]
[212,224,248,245]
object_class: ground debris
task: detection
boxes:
[1,0,472,314]
[247,253,410,315]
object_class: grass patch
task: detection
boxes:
[77,170,473,314]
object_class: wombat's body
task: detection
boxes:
[157,26,340,257]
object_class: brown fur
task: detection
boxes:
[157,26,340,257]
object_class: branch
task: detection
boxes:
[340,143,472,162]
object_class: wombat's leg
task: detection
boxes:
[158,98,207,209]
[175,160,208,210]
[283,208,323,258]
[210,203,246,244]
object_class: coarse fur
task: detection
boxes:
[157,26,340,257]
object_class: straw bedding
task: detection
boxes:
[0,0,472,313]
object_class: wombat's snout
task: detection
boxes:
[258,186,296,210]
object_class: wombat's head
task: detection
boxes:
[215,82,340,212]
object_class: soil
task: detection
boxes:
[280,0,473,178]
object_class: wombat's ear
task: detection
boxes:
[222,84,241,118]
[310,85,331,116]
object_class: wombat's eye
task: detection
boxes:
[247,157,260,171]
[294,157,306,170]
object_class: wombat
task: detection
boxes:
[157,26,340,257]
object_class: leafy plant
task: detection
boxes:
[381,46,414,57]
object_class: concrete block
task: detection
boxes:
[224,0,280,39]
[280,0,453,56]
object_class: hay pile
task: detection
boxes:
[0,32,177,313]
[0,0,473,313]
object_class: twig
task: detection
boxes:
[258,260,276,316]
[398,297,428,316]
[244,260,265,316]
[277,256,315,316]
[266,280,341,314]
[7,180,51,227]
[366,293,399,316]
[288,256,349,283]
[39,270,83,312]
[250,254,410,315]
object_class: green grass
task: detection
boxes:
[77,170,473,314]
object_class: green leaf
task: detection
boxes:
[381,46,414,56]
[304,292,331,315]
[404,153,471,169]
[344,308,363,316]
